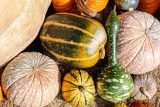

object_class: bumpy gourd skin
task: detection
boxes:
[97,7,134,103]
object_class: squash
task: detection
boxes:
[0,87,2,102]
[62,69,95,107]
[115,102,127,107]
[117,11,160,74]
[114,0,139,10]
[1,52,61,107]
[0,0,51,67]
[129,101,153,107]
[131,73,157,100]
[97,7,134,103]
[52,0,108,17]
[40,13,107,68]
[138,0,160,15]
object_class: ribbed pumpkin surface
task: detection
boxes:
[40,13,107,68]
[62,69,95,107]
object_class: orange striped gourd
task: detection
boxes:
[40,13,107,68]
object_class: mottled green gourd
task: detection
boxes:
[97,7,134,103]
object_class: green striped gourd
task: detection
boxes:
[40,13,107,68]
[97,7,134,103]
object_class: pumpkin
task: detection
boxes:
[131,73,157,100]
[115,102,127,107]
[40,13,107,68]
[97,7,134,103]
[138,0,160,15]
[52,0,108,17]
[62,69,95,107]
[0,0,51,67]
[1,52,61,107]
[114,0,139,10]
[129,101,153,107]
[0,87,2,102]
[117,11,160,74]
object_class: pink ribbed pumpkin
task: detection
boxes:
[1,52,61,107]
[117,11,160,74]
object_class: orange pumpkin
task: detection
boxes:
[129,101,153,107]
[52,0,108,17]
[138,0,160,15]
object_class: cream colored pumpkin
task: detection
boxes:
[1,52,61,107]
[117,11,160,74]
[131,73,157,100]
[0,0,51,67]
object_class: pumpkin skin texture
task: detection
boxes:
[0,0,51,67]
[40,13,107,68]
[138,0,160,15]
[62,69,95,107]
[117,11,160,74]
[129,101,153,107]
[1,52,61,107]
[115,102,127,107]
[114,0,139,10]
[97,8,134,103]
[131,73,157,100]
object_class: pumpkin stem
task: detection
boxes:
[140,87,152,99]
[75,0,97,17]
[78,86,84,91]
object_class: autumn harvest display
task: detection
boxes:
[0,0,160,107]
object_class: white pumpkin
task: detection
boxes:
[1,52,61,107]
[117,11,160,74]
[0,0,51,67]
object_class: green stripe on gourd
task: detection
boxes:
[97,7,134,103]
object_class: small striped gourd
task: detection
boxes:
[97,7,134,103]
[40,13,107,68]
[62,69,95,107]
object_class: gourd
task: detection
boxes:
[62,69,95,107]
[138,0,160,15]
[97,7,134,103]
[115,102,127,107]
[40,13,107,68]
[131,73,157,100]
[1,52,61,107]
[129,101,153,107]
[52,0,108,17]
[117,11,160,74]
[0,87,2,102]
[0,0,51,67]
[114,0,139,10]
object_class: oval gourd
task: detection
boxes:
[62,69,95,107]
[131,73,157,100]
[52,0,108,17]
[40,13,107,68]
[97,7,133,103]
[138,0,160,15]
[114,0,139,10]
[115,102,127,107]
[0,0,50,67]
[129,101,153,107]
[117,11,160,74]
[1,52,61,107]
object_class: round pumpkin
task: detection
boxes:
[129,101,153,107]
[40,13,107,68]
[115,102,127,107]
[114,0,139,10]
[138,0,160,15]
[117,11,160,74]
[1,52,61,107]
[131,73,157,100]
[62,69,95,107]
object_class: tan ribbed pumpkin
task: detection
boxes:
[131,73,157,100]
[117,11,160,74]
[1,52,61,107]
[0,0,50,67]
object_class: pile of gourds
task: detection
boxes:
[0,0,159,107]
